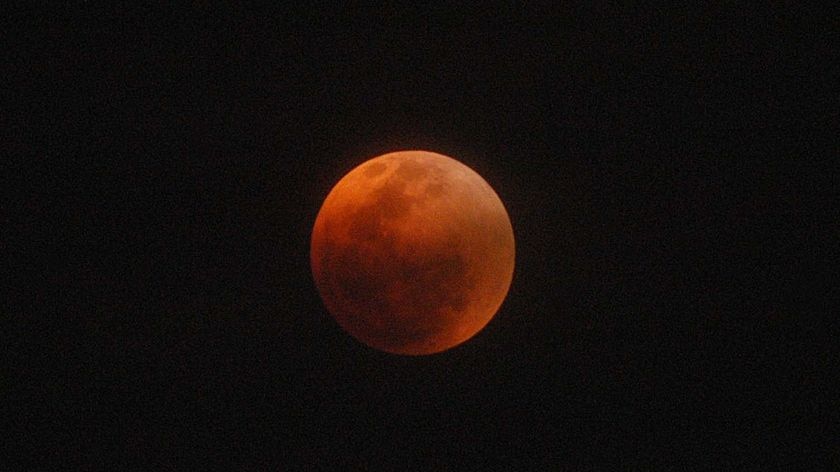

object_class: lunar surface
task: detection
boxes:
[310,150,515,355]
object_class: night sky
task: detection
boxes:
[5,4,834,470]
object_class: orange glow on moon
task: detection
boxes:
[310,150,515,355]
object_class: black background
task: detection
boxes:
[4,4,835,470]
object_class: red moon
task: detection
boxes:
[310,150,515,355]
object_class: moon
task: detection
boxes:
[310,150,515,355]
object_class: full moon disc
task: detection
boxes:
[310,150,515,355]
